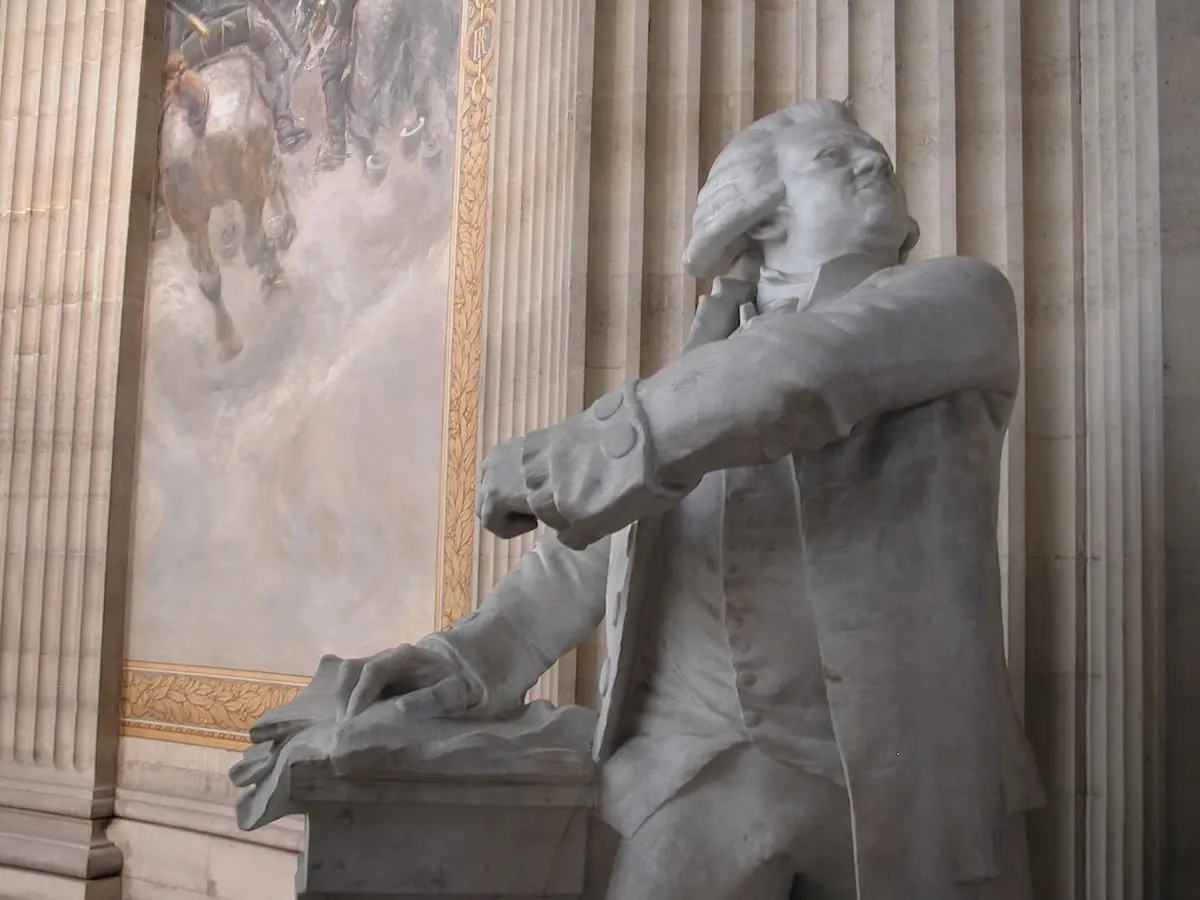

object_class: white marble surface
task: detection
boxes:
[251,100,1045,899]
[230,656,596,898]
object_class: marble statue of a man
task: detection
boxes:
[257,99,1046,899]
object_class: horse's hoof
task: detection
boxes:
[265,215,297,251]
[401,131,422,162]
[262,276,289,306]
[314,140,348,173]
[365,152,390,188]
[217,222,243,261]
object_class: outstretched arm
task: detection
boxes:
[420,532,610,716]
[521,257,1019,549]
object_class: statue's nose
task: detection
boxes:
[854,152,893,179]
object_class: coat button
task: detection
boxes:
[736,671,757,689]
[743,710,761,728]
[591,391,624,421]
[602,422,639,459]
[599,658,612,695]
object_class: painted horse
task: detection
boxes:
[159,50,298,360]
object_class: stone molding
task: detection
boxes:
[436,0,502,628]
[120,661,308,750]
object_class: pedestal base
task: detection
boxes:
[0,866,120,900]
[295,780,592,899]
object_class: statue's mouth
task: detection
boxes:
[854,175,892,193]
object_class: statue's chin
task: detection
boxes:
[853,207,910,258]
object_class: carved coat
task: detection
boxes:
[423,255,1045,900]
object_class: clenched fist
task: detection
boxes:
[476,437,539,539]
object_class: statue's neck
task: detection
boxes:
[755,252,896,314]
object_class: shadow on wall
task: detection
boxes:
[130,0,464,675]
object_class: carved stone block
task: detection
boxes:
[293,772,592,899]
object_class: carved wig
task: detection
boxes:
[682,98,920,280]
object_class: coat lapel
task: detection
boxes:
[594,256,889,762]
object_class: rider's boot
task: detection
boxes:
[275,115,312,155]
[314,23,351,172]
[253,19,312,154]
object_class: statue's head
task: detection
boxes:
[683,99,920,280]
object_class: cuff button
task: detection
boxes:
[591,391,624,421]
[602,422,639,459]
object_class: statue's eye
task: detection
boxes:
[815,147,844,165]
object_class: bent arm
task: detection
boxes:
[523,257,1020,549]
[419,532,609,716]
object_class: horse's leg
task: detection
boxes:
[266,157,297,253]
[180,218,243,360]
[153,187,173,240]
[241,193,286,305]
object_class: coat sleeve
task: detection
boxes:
[522,257,1021,549]
[418,532,609,717]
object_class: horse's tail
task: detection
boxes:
[163,50,210,137]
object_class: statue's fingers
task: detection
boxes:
[248,714,310,745]
[332,657,366,720]
[498,511,538,539]
[343,657,389,721]
[229,741,278,788]
[395,674,472,721]
[478,492,500,529]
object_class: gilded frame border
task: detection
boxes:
[121,0,496,750]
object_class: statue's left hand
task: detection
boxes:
[477,437,539,539]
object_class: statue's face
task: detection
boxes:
[762,124,912,271]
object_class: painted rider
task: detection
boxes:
[296,0,358,171]
[167,0,312,154]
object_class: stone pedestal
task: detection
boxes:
[293,770,593,899]
[230,666,598,900]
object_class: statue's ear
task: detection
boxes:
[899,215,920,261]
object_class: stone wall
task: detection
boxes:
[0,0,161,897]
[0,1,1193,898]
[1158,0,1200,894]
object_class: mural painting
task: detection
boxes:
[122,0,488,747]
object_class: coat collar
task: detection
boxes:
[684,253,893,352]
[738,252,891,328]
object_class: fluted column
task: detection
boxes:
[1077,0,1165,896]
[576,0,1037,714]
[1020,0,1089,894]
[555,0,1168,894]
[0,0,157,895]
[474,0,594,703]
